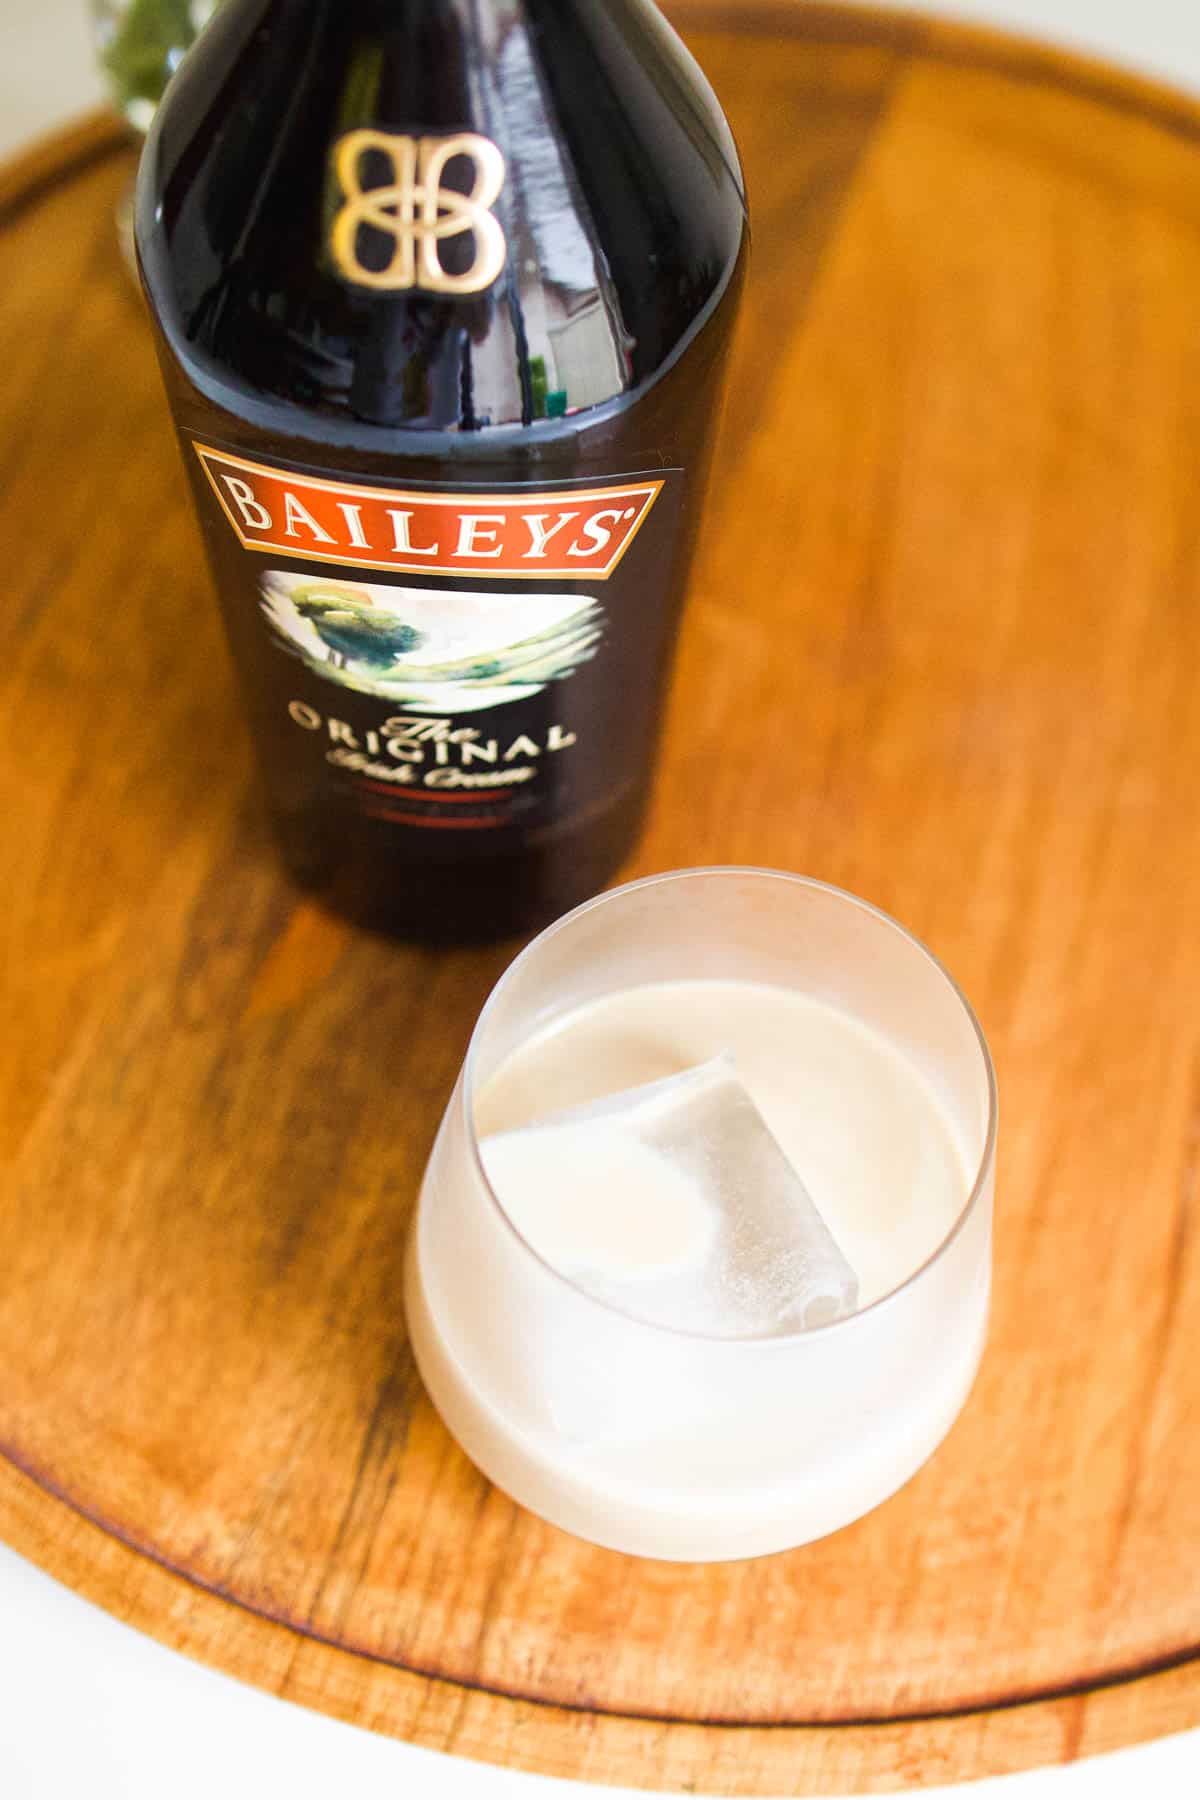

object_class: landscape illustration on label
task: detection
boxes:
[260,571,604,713]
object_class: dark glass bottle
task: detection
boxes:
[137,0,748,940]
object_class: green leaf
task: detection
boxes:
[100,0,210,115]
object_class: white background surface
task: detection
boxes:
[2,1,1199,1796]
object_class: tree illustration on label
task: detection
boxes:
[290,585,426,669]
[260,572,604,714]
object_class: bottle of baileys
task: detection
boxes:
[136,0,748,939]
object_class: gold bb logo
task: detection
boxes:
[329,129,507,295]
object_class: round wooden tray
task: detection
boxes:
[5,7,1200,1790]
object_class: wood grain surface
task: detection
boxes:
[4,8,1200,1791]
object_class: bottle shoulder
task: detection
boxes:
[154,244,747,489]
[137,0,748,443]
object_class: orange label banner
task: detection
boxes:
[193,445,663,581]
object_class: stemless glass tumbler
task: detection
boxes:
[405,869,997,1561]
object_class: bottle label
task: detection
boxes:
[194,445,663,580]
[183,436,686,843]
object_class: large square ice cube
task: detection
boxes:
[480,1057,858,1340]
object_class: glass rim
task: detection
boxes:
[460,866,998,1345]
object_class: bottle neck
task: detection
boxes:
[141,0,746,437]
